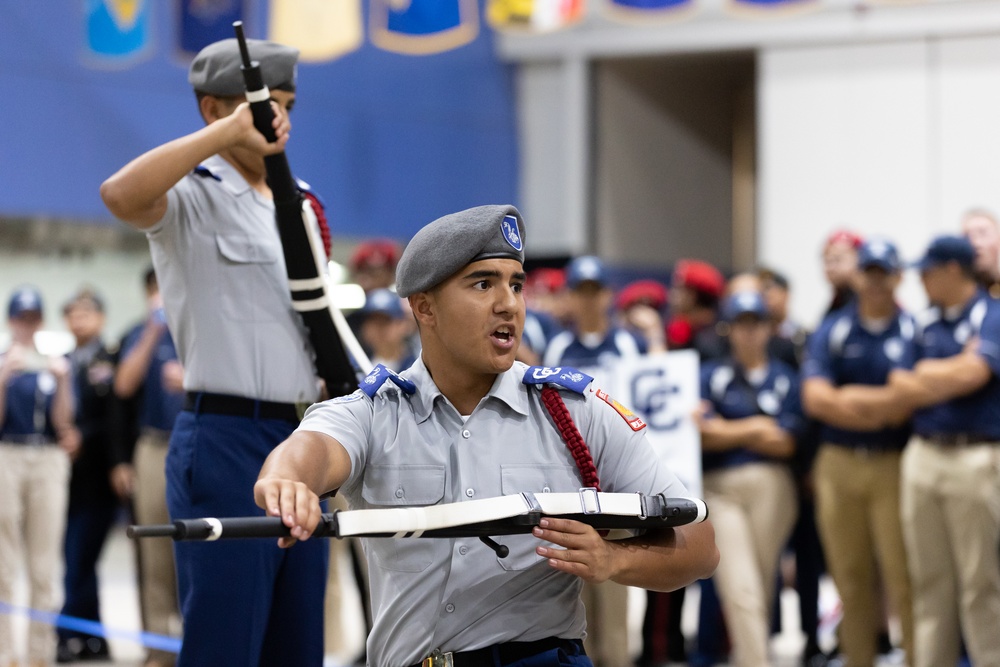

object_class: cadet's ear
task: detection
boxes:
[409,292,435,328]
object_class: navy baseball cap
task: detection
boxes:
[8,286,43,319]
[721,291,770,322]
[913,235,976,272]
[565,256,608,288]
[858,238,902,272]
[361,289,405,319]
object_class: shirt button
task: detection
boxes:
[395,488,404,498]
[459,545,469,555]
[462,429,471,439]
[445,603,455,613]
[465,488,475,497]
[542,486,550,493]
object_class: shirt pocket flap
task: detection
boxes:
[362,464,446,506]
[215,233,279,264]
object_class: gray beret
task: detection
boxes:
[188,38,299,96]
[396,205,526,297]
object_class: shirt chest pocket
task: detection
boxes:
[361,465,446,572]
[214,234,281,323]
[497,464,580,571]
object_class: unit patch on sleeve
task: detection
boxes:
[595,388,647,432]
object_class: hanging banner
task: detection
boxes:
[611,350,703,498]
[177,0,248,58]
[268,0,363,62]
[84,0,153,65]
[486,0,584,33]
[602,0,696,24]
[370,0,479,55]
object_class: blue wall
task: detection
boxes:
[0,1,519,242]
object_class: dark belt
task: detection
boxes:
[184,392,300,423]
[922,432,1000,447]
[412,638,584,667]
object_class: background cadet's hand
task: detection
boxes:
[533,517,619,583]
[48,355,71,381]
[59,426,82,460]
[0,346,26,381]
[254,477,321,548]
[110,463,135,500]
[161,360,185,394]
[229,101,290,156]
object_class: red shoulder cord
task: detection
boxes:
[540,386,601,491]
[302,191,332,260]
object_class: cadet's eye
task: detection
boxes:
[512,283,524,293]
[474,280,489,290]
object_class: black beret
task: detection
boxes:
[188,38,299,96]
[396,205,526,297]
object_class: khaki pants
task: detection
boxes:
[581,580,630,667]
[133,430,179,666]
[814,445,913,667]
[703,462,797,667]
[0,443,70,665]
[901,437,1000,667]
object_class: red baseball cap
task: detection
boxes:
[616,280,668,311]
[824,229,863,251]
[526,267,566,294]
[350,239,402,272]
[673,260,725,299]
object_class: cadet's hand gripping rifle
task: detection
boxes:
[233,21,366,398]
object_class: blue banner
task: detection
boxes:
[177,0,248,57]
[85,0,152,63]
[370,0,479,55]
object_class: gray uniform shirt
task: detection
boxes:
[298,358,688,667]
[145,155,318,403]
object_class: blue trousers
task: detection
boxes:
[167,412,327,667]
[59,501,118,644]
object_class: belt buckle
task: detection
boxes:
[421,649,454,667]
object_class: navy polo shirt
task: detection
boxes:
[120,324,185,432]
[700,358,806,472]
[910,291,1000,439]
[543,326,646,369]
[802,303,915,450]
[0,363,57,441]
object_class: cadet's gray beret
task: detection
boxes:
[396,205,526,297]
[188,38,299,96]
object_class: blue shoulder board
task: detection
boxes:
[359,364,417,397]
[193,164,221,181]
[296,177,327,208]
[522,366,593,394]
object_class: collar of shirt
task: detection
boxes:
[406,358,532,424]
[200,154,255,198]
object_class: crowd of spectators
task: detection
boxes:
[3,208,1000,667]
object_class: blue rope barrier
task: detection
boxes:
[0,601,182,654]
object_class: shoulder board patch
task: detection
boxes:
[359,364,416,398]
[522,366,593,394]
[295,177,327,207]
[595,388,647,432]
[192,165,221,181]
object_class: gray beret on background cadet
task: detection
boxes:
[188,38,299,96]
[396,205,526,297]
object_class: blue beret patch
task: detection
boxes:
[359,364,417,398]
[522,366,593,394]
[502,215,523,252]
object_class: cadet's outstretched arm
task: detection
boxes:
[254,429,352,548]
